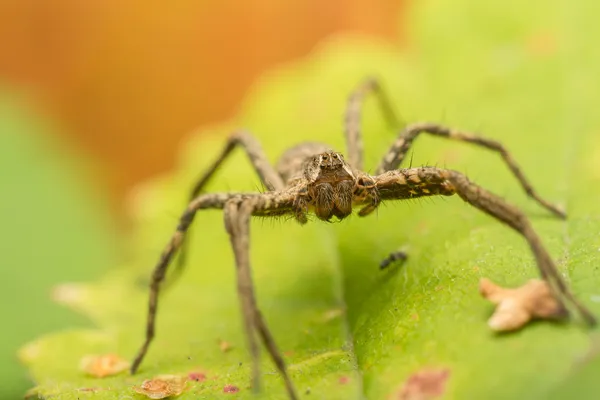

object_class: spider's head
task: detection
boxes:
[303,151,355,183]
[303,151,357,221]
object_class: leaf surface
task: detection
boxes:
[21,0,600,398]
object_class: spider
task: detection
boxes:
[130,78,596,399]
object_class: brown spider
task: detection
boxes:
[130,78,596,399]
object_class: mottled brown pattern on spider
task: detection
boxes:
[131,78,596,400]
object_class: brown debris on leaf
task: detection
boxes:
[398,368,450,400]
[223,384,239,393]
[133,375,187,399]
[79,354,130,378]
[218,339,232,353]
[479,278,568,331]
[187,371,206,382]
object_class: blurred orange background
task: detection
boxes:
[0,0,406,217]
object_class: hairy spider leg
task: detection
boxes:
[225,196,299,400]
[371,167,596,326]
[374,122,566,219]
[348,78,565,219]
[130,191,297,380]
[347,78,566,269]
[345,77,401,171]
[174,131,285,284]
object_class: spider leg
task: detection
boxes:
[174,131,285,284]
[224,194,299,400]
[223,200,261,392]
[189,131,285,196]
[130,192,259,374]
[373,167,596,326]
[374,122,565,219]
[345,77,401,171]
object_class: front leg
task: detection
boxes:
[131,192,253,374]
[176,131,286,284]
[354,173,381,216]
[344,78,401,171]
[224,196,299,400]
[373,167,596,326]
[375,123,565,219]
[223,200,261,392]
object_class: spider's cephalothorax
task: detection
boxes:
[290,150,378,222]
[131,78,596,400]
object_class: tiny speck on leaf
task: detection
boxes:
[339,376,350,384]
[133,375,187,399]
[398,368,450,400]
[223,384,239,393]
[321,308,344,322]
[188,371,206,382]
[218,339,232,353]
[79,354,130,378]
[76,387,101,393]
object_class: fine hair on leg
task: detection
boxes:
[375,122,565,219]
[344,77,401,171]
[441,169,596,325]
[174,131,285,284]
[131,192,252,374]
[223,200,262,392]
[131,186,299,397]
[372,166,596,326]
[344,77,564,219]
[225,197,299,399]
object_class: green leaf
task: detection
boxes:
[21,0,600,398]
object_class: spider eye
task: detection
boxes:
[322,155,328,161]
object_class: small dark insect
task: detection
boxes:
[130,78,597,399]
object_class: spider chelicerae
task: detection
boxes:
[130,78,596,399]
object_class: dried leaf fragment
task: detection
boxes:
[223,384,239,393]
[187,371,206,382]
[133,375,187,399]
[479,278,568,331]
[79,354,130,378]
[398,368,450,400]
